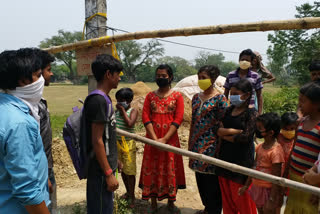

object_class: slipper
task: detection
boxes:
[167,205,181,214]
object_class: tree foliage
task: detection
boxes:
[157,56,197,81]
[267,2,320,85]
[117,40,164,82]
[39,30,82,82]
[194,51,238,76]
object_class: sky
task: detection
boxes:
[0,0,314,63]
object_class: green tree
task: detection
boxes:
[194,51,238,76]
[157,56,197,81]
[267,2,320,84]
[117,40,164,82]
[51,64,69,82]
[39,30,82,82]
[136,64,156,82]
[194,51,225,70]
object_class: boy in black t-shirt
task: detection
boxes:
[84,54,123,214]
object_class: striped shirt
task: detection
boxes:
[115,108,135,140]
[290,121,320,176]
[223,69,263,106]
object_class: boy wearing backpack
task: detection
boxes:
[84,54,123,214]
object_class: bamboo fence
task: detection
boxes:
[116,128,320,196]
[44,17,320,54]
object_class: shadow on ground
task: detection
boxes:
[57,199,200,214]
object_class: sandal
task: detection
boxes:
[167,205,181,214]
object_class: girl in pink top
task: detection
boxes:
[277,112,299,170]
[239,113,284,214]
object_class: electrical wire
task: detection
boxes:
[85,25,267,56]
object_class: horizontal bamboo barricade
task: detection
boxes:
[44,17,320,54]
[116,128,320,196]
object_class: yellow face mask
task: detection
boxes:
[281,129,296,139]
[198,79,212,91]
[239,60,251,70]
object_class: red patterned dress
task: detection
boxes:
[139,91,186,201]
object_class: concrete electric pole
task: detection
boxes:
[85,0,108,93]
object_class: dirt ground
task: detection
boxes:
[54,123,207,214]
[52,82,287,213]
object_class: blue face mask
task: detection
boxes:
[118,101,129,109]
[230,95,245,107]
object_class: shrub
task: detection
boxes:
[263,87,299,115]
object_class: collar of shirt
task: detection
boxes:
[235,68,253,78]
[0,93,29,114]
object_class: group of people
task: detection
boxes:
[113,49,320,214]
[0,48,55,213]
[0,46,320,214]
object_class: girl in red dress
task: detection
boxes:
[139,64,186,214]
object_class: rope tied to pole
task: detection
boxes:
[82,12,107,40]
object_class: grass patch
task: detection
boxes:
[43,82,158,115]
[51,115,68,138]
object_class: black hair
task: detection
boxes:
[257,112,281,138]
[239,49,255,61]
[231,78,253,99]
[0,50,16,90]
[300,81,320,104]
[309,60,320,72]
[115,87,134,102]
[0,48,42,90]
[230,79,254,129]
[156,64,174,81]
[35,49,55,69]
[281,112,298,128]
[91,54,123,82]
[198,65,220,82]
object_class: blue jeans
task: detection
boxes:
[86,161,114,214]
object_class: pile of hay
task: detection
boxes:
[131,81,152,96]
[129,81,192,122]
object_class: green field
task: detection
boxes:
[44,82,282,137]
[45,82,159,137]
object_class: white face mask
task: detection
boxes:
[7,76,45,125]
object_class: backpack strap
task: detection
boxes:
[86,89,113,118]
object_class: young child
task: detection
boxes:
[285,81,320,214]
[217,78,258,214]
[278,112,299,170]
[239,113,284,214]
[303,153,320,214]
[297,61,320,118]
[309,60,320,82]
[115,88,138,208]
[224,49,263,114]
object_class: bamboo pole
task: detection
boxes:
[116,128,320,196]
[44,17,320,54]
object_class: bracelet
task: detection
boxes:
[105,169,113,177]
